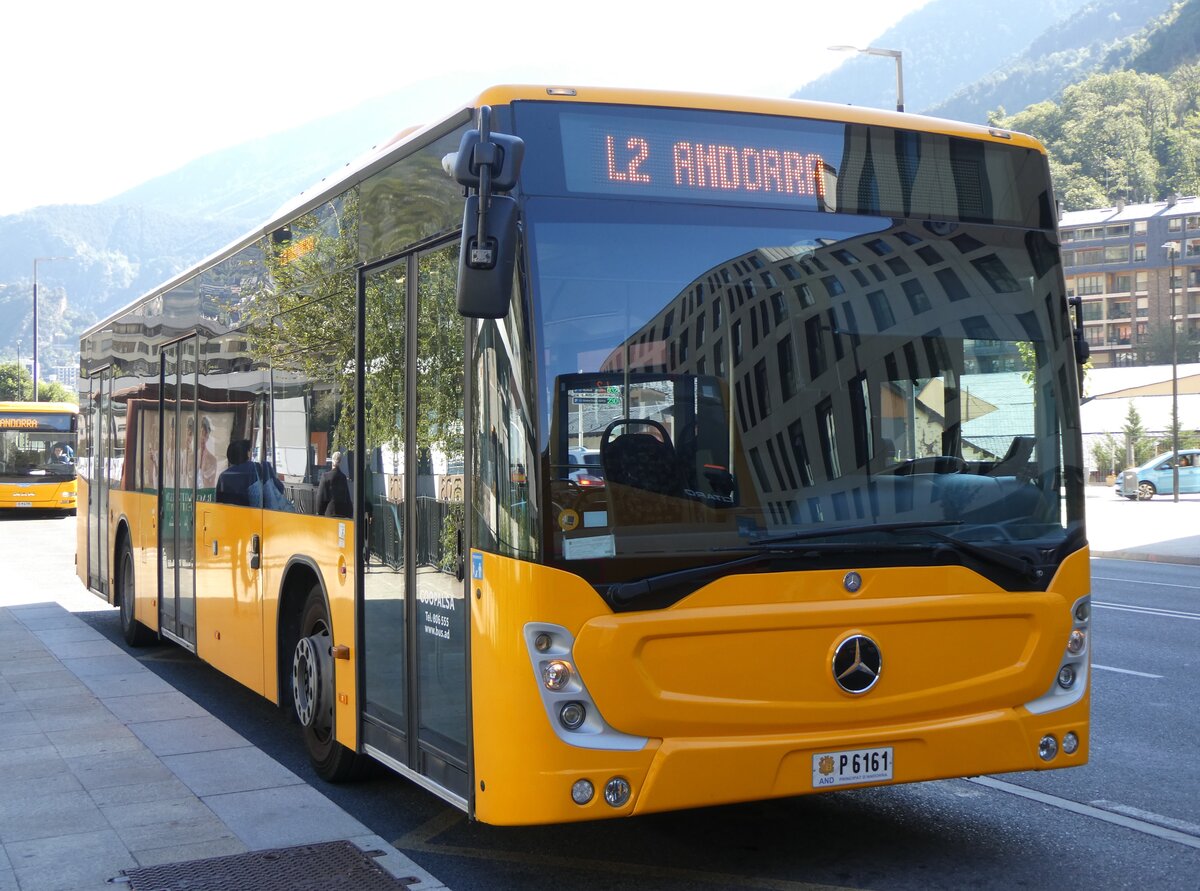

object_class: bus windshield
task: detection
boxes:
[528,196,1084,591]
[0,410,78,484]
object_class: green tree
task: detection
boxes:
[997,68,1195,210]
[0,361,32,401]
[0,362,75,402]
[1121,401,1157,467]
[1090,432,1126,478]
[1134,321,1200,365]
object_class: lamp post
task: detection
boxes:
[32,256,67,403]
[1161,242,1180,503]
[828,45,905,112]
[16,340,22,401]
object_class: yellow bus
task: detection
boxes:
[1,401,78,512]
[77,85,1091,825]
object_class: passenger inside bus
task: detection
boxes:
[215,440,258,505]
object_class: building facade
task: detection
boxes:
[1061,196,1200,367]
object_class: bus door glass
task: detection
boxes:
[413,242,468,797]
[360,243,469,802]
[361,256,410,766]
[160,336,199,647]
[87,367,112,595]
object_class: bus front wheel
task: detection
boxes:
[292,587,364,782]
[117,539,154,647]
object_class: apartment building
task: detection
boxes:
[1061,195,1200,367]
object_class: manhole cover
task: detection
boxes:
[121,840,417,890]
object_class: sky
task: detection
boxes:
[0,0,931,217]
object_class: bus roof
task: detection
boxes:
[81,84,1045,340]
[472,85,1045,152]
[0,401,79,414]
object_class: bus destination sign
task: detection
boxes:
[559,110,843,209]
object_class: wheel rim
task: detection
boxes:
[1138,483,1155,500]
[292,636,319,727]
[292,625,333,739]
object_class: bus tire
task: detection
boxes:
[292,586,364,782]
[117,538,154,647]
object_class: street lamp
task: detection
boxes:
[828,45,905,112]
[32,256,67,403]
[15,340,21,400]
[1161,242,1180,503]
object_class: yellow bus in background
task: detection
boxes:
[0,401,78,512]
[77,85,1091,825]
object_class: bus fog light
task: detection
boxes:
[1038,735,1058,761]
[558,701,587,730]
[542,660,572,690]
[1062,732,1080,755]
[534,632,553,652]
[571,779,594,805]
[1057,665,1076,689]
[1066,630,1086,655]
[604,777,632,807]
[1074,601,1090,623]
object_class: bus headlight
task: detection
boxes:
[1038,735,1058,761]
[1057,665,1076,689]
[604,777,632,807]
[542,660,572,691]
[571,779,594,805]
[1062,732,1080,755]
[558,701,587,730]
[1066,630,1086,655]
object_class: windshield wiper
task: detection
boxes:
[743,519,965,547]
[891,526,1046,583]
[606,551,801,606]
[742,520,1044,582]
[606,520,1046,606]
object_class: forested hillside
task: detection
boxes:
[926,0,1177,122]
[995,65,1200,209]
[795,0,1093,112]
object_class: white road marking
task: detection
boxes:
[1092,664,1163,679]
[1092,575,1198,590]
[969,777,1200,850]
[1093,601,1200,621]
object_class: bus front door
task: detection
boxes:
[87,366,112,596]
[159,337,199,649]
[359,244,470,806]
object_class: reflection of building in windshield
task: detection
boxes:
[596,217,1069,526]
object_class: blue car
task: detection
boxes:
[1117,449,1200,500]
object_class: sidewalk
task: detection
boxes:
[1085,485,1200,565]
[0,601,446,891]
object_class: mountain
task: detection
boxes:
[0,77,482,370]
[925,0,1180,122]
[793,0,1094,113]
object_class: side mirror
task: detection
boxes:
[458,195,518,319]
[455,106,525,320]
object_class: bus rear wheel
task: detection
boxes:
[292,586,364,782]
[117,539,154,647]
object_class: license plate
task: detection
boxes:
[16,502,32,508]
[812,746,894,788]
